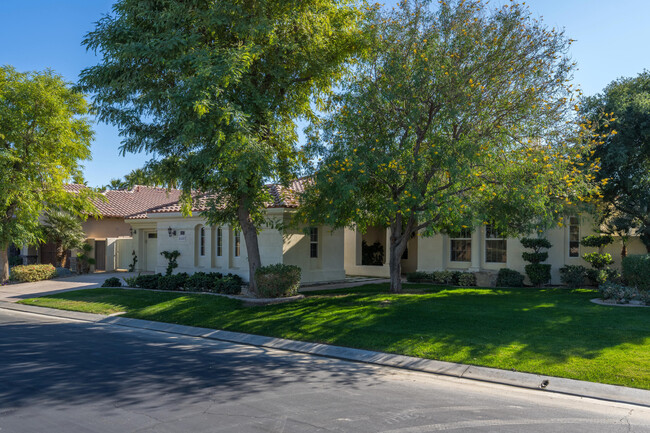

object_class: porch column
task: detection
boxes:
[470,227,481,272]
[384,228,391,266]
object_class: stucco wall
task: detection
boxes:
[82,217,132,239]
[282,224,345,283]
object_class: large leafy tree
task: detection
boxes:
[298,0,603,292]
[0,66,97,281]
[42,210,87,268]
[583,71,650,252]
[80,0,361,294]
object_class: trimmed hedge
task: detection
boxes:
[255,264,301,298]
[10,264,57,282]
[405,271,476,287]
[524,264,551,286]
[130,271,242,295]
[157,273,189,291]
[622,254,650,291]
[496,268,525,287]
[457,272,476,287]
[134,274,161,290]
[559,265,588,288]
[101,277,122,288]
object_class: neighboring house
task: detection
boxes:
[19,185,181,272]
[344,215,647,285]
[118,179,346,284]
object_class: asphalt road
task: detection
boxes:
[1,309,649,433]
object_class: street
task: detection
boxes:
[1,309,649,433]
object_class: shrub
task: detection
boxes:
[10,264,57,282]
[457,272,476,287]
[123,275,138,287]
[520,237,552,286]
[128,250,138,273]
[524,264,552,286]
[102,277,122,288]
[184,272,213,291]
[134,273,161,290]
[580,234,614,249]
[157,273,189,291]
[559,265,588,288]
[599,282,640,304]
[406,271,430,283]
[496,268,525,287]
[583,252,614,270]
[255,264,301,298]
[431,270,455,285]
[217,275,243,295]
[160,250,180,276]
[622,254,650,291]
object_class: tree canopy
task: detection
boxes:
[79,0,362,293]
[298,0,604,292]
[583,71,650,251]
[0,65,97,281]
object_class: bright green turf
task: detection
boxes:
[18,284,650,389]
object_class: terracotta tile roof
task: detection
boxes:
[63,184,87,193]
[65,184,183,218]
[143,178,310,217]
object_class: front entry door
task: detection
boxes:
[94,240,106,271]
[145,232,158,272]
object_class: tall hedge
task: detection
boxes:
[255,264,301,298]
[622,254,650,291]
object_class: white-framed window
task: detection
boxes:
[485,223,507,263]
[450,227,472,262]
[234,230,241,257]
[309,227,318,258]
[569,216,580,257]
[217,227,223,257]
[199,227,206,256]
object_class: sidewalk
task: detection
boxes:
[2,300,649,409]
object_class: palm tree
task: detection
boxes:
[42,210,86,268]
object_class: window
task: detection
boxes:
[217,228,223,257]
[234,230,241,257]
[309,227,318,258]
[569,216,580,257]
[485,223,507,263]
[148,233,157,239]
[450,227,472,262]
[199,227,206,256]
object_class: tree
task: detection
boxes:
[0,66,98,282]
[583,71,650,251]
[79,0,362,294]
[42,210,87,268]
[298,0,603,292]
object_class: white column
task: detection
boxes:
[470,228,481,272]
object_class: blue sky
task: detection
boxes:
[1,0,649,187]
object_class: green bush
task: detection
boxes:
[101,277,122,287]
[134,274,161,290]
[583,252,614,270]
[157,273,189,291]
[580,234,614,249]
[622,254,650,291]
[559,265,588,287]
[524,264,551,286]
[521,251,549,264]
[184,272,214,291]
[520,237,552,250]
[599,282,645,304]
[430,270,455,285]
[255,264,301,298]
[496,268,525,287]
[123,275,138,287]
[406,271,430,283]
[160,250,180,276]
[217,275,243,295]
[10,264,57,282]
[457,272,476,286]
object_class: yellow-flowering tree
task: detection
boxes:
[298,0,604,292]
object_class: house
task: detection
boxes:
[116,179,346,284]
[344,215,647,285]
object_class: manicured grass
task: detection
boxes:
[19,284,650,389]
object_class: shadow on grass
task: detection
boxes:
[17,284,650,388]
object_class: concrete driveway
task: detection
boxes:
[0,272,139,302]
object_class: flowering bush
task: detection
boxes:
[10,264,57,282]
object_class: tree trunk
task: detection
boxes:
[238,200,262,296]
[56,242,66,268]
[388,219,410,294]
[0,243,9,283]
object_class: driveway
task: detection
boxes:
[1,309,649,432]
[0,272,139,302]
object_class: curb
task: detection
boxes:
[3,301,649,409]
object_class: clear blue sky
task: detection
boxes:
[1,0,649,187]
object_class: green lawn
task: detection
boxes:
[18,284,650,389]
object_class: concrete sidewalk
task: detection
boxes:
[3,300,649,410]
[0,272,139,302]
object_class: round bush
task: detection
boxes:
[255,264,301,298]
[496,268,525,287]
[101,277,122,287]
[622,254,650,291]
[559,265,588,288]
[524,264,551,286]
[10,264,57,282]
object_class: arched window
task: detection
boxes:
[200,227,206,256]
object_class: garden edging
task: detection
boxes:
[2,300,649,409]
